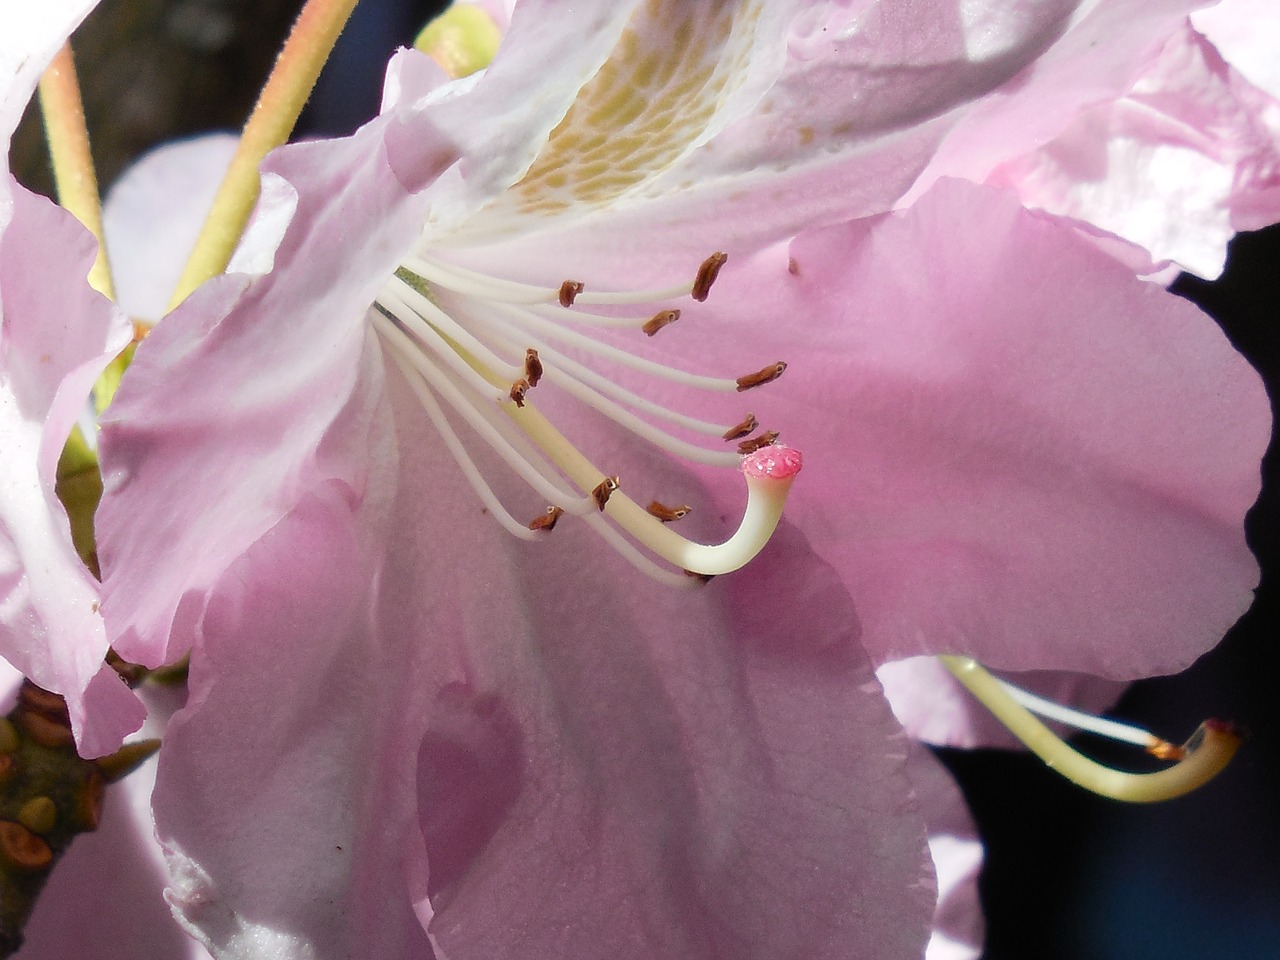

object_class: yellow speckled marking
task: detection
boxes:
[512,0,763,215]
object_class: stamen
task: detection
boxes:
[642,309,680,336]
[528,506,565,532]
[939,656,1241,803]
[404,254,695,306]
[524,348,543,387]
[692,252,728,302]
[377,247,800,581]
[994,673,1181,755]
[736,362,787,392]
[481,310,745,439]
[507,397,802,575]
[384,278,522,383]
[647,501,692,522]
[532,302,672,331]
[376,314,596,515]
[491,304,747,392]
[383,347,542,541]
[722,413,758,442]
[558,280,584,307]
[737,430,779,455]
[530,365,742,467]
[592,476,620,511]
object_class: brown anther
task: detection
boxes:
[692,252,728,302]
[18,682,69,721]
[592,476,620,511]
[0,821,53,871]
[558,280,584,307]
[528,506,565,532]
[646,501,692,522]
[642,309,680,336]
[1146,740,1189,762]
[721,413,759,442]
[737,430,780,455]
[17,797,56,835]
[683,570,715,584]
[524,348,543,387]
[509,378,531,408]
[736,361,787,392]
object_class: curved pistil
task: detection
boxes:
[939,655,1240,803]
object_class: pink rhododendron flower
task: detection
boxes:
[85,1,1268,958]
[0,0,145,758]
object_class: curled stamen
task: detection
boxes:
[692,252,728,302]
[939,655,1241,803]
[559,280,584,307]
[722,413,758,442]
[506,399,803,576]
[509,378,531,407]
[528,506,565,531]
[524,348,543,387]
[642,309,680,336]
[647,501,691,522]
[592,476,620,511]
[737,430,779,455]
[737,362,787,392]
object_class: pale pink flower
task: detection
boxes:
[91,1,1268,957]
[0,0,145,758]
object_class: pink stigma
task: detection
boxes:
[741,445,803,480]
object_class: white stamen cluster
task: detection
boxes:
[372,251,797,586]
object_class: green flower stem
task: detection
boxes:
[37,42,114,301]
[168,0,361,310]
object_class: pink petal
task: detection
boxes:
[0,183,143,756]
[690,178,1266,678]
[149,387,937,958]
[989,23,1280,277]
[903,744,984,960]
[910,0,1207,197]
[1,2,101,138]
[1193,0,1280,100]
[403,2,1191,279]
[97,121,445,669]
[152,485,442,957]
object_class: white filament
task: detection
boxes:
[994,677,1158,748]
[373,253,793,582]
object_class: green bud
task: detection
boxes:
[414,5,502,79]
[16,798,55,836]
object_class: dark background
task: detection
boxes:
[16,1,1279,957]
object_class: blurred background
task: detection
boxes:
[13,1,1279,957]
